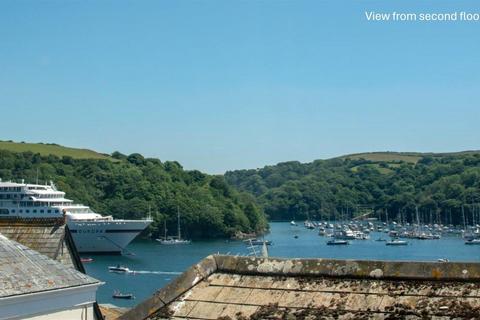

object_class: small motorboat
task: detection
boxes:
[465,239,480,245]
[290,221,297,226]
[294,235,299,239]
[437,258,449,263]
[80,257,94,263]
[112,290,135,300]
[327,239,349,245]
[386,239,408,246]
[108,265,131,273]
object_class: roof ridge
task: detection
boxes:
[214,255,480,281]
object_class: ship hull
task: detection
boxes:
[67,219,152,254]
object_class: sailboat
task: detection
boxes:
[156,207,191,245]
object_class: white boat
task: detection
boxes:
[304,220,315,229]
[290,221,297,226]
[156,238,191,245]
[108,265,131,273]
[386,239,408,246]
[326,239,349,245]
[333,229,356,240]
[353,230,369,240]
[0,179,152,254]
[156,208,191,245]
[465,239,480,245]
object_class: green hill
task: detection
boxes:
[0,146,267,239]
[225,151,480,225]
[0,140,112,160]
[2,139,479,229]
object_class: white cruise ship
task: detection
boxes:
[0,179,152,254]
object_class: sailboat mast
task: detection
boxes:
[415,206,420,234]
[177,206,181,239]
[164,219,167,239]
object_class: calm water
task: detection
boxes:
[83,222,480,307]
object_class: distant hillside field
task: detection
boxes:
[340,152,422,164]
[0,140,111,160]
[339,151,480,164]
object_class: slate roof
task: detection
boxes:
[119,255,480,320]
[0,217,76,269]
[0,217,103,319]
[0,233,99,298]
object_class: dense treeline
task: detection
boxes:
[225,153,480,225]
[0,150,267,239]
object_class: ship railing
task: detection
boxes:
[69,217,114,222]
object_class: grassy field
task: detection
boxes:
[342,151,480,164]
[0,140,112,160]
[341,152,422,164]
[342,151,480,174]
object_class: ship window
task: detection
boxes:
[55,209,59,213]
[11,209,15,213]
[33,209,37,213]
[26,210,29,213]
[19,210,23,213]
[0,209,9,214]
[47,210,51,213]
[40,209,44,213]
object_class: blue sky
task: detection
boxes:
[0,1,479,173]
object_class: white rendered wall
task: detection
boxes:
[0,284,101,320]
[25,305,95,320]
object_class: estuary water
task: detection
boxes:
[83,222,480,307]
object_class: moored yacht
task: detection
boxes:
[155,208,191,245]
[0,179,152,254]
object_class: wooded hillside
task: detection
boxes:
[0,149,267,239]
[225,152,480,225]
